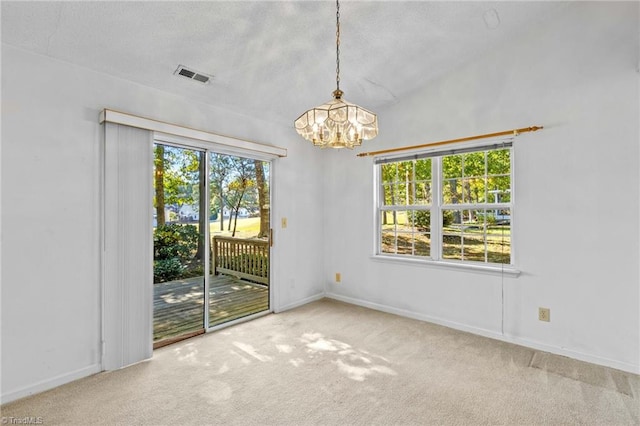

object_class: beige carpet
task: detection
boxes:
[2,299,639,425]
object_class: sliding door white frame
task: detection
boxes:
[154,134,276,334]
[202,151,211,329]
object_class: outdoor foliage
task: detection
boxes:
[154,145,202,227]
[381,158,432,206]
[224,157,257,237]
[152,145,271,287]
[154,224,199,261]
[442,149,510,205]
[153,224,199,282]
[154,144,270,238]
[413,210,453,231]
[153,258,184,282]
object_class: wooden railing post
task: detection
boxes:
[212,236,219,276]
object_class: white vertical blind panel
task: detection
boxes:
[103,123,153,370]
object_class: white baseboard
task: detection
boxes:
[325,292,639,375]
[1,363,102,404]
[4,294,635,405]
[274,292,325,313]
[1,293,322,404]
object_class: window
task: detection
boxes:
[377,142,513,266]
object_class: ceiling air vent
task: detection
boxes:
[174,65,212,84]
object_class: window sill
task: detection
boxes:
[370,255,521,277]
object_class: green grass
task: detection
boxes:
[443,225,510,236]
[156,217,265,240]
[210,217,263,239]
[381,230,510,264]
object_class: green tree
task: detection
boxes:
[154,145,200,226]
[195,152,208,260]
[414,158,432,204]
[225,158,256,237]
[463,152,485,204]
[487,149,511,202]
[254,160,269,238]
[209,153,234,232]
[154,145,166,226]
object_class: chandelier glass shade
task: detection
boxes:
[294,90,378,149]
[294,0,378,149]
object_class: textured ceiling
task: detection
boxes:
[1,1,569,127]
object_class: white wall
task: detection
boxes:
[1,45,325,402]
[324,2,640,373]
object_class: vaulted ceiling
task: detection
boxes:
[2,1,569,127]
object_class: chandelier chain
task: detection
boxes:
[293,0,378,149]
[336,0,340,91]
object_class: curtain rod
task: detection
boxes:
[356,126,543,158]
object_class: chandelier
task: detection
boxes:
[294,0,378,149]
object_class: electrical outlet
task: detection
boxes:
[335,273,341,283]
[538,307,550,322]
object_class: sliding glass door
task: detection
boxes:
[152,143,271,347]
[209,153,270,328]
[152,145,206,346]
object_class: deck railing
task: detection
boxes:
[212,236,269,285]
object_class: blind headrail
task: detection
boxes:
[100,108,287,158]
[357,126,543,158]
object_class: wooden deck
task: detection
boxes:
[153,274,269,343]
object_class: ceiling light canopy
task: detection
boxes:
[294,0,378,149]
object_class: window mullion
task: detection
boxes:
[484,151,488,204]
[441,203,511,210]
[375,164,382,255]
[509,146,516,265]
[432,157,442,260]
[381,205,429,211]
[411,162,416,255]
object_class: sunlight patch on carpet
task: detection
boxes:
[198,380,232,404]
[339,349,372,364]
[173,343,199,363]
[301,332,351,352]
[299,332,396,381]
[230,350,251,364]
[333,359,397,381]
[233,341,273,362]
[289,358,304,367]
[276,344,294,353]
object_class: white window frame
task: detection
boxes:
[373,140,520,277]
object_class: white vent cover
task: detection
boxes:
[174,65,212,84]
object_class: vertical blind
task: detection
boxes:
[102,123,153,370]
